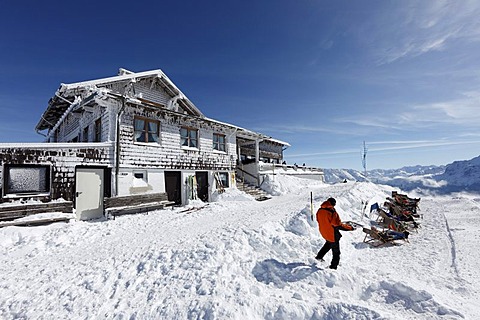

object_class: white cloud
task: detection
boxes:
[254,124,352,136]
[409,90,480,125]
[335,89,480,132]
[288,138,480,159]
[365,1,480,64]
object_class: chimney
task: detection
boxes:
[118,68,134,76]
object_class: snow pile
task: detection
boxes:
[261,174,326,196]
[0,177,477,319]
[211,187,255,202]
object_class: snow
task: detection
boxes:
[0,176,478,319]
[326,155,480,195]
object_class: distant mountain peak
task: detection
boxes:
[323,155,480,194]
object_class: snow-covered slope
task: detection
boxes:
[323,168,368,184]
[1,176,477,319]
[325,155,480,194]
[436,155,480,192]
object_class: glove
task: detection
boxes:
[343,221,356,231]
[340,223,355,231]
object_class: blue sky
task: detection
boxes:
[1,1,480,170]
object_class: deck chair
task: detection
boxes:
[384,201,420,228]
[376,208,408,232]
[363,227,409,247]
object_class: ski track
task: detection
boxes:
[0,182,477,319]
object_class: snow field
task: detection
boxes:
[0,176,477,319]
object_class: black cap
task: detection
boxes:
[327,197,336,206]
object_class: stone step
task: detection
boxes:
[235,179,271,201]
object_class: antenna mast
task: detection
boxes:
[362,141,367,177]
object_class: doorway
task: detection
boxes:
[75,167,104,220]
[195,171,209,202]
[165,171,181,205]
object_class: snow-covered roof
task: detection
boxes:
[205,117,290,147]
[36,68,204,131]
[59,68,165,91]
[34,68,289,147]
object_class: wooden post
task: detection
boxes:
[310,192,314,221]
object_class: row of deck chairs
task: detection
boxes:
[363,191,421,247]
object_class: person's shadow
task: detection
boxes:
[252,259,321,288]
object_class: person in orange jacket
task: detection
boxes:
[315,197,353,269]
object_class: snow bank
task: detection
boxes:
[261,174,326,196]
[211,187,255,202]
[0,176,476,319]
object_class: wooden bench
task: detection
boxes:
[0,216,72,228]
[0,201,73,222]
[104,192,175,219]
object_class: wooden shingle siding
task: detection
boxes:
[116,105,237,171]
[0,144,114,202]
[135,79,171,106]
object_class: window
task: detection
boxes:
[180,127,198,148]
[132,170,148,188]
[94,118,102,142]
[134,172,145,179]
[134,117,160,143]
[83,126,89,142]
[216,172,229,188]
[213,133,226,152]
[4,164,51,195]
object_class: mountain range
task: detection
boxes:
[324,155,480,194]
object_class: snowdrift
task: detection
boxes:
[0,176,477,319]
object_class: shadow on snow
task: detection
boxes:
[252,258,320,288]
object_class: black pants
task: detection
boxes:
[316,240,340,268]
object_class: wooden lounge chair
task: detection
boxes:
[376,208,408,232]
[363,227,409,247]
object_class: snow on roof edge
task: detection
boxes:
[60,69,165,90]
[204,117,290,147]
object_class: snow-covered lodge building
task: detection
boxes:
[0,68,322,220]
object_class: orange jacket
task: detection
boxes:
[316,200,352,242]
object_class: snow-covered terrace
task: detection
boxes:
[259,162,324,181]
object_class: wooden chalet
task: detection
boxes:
[0,68,301,220]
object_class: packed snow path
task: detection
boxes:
[0,178,478,319]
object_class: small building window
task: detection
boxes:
[134,172,144,179]
[180,127,198,148]
[94,118,102,142]
[4,164,51,196]
[216,172,229,188]
[213,133,226,152]
[132,170,148,188]
[83,126,89,142]
[134,117,160,143]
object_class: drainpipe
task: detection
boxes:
[114,97,126,196]
[114,80,136,196]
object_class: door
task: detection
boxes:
[196,172,209,202]
[165,171,181,205]
[75,167,104,220]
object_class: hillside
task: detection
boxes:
[0,176,478,319]
[436,155,480,192]
[325,155,480,194]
